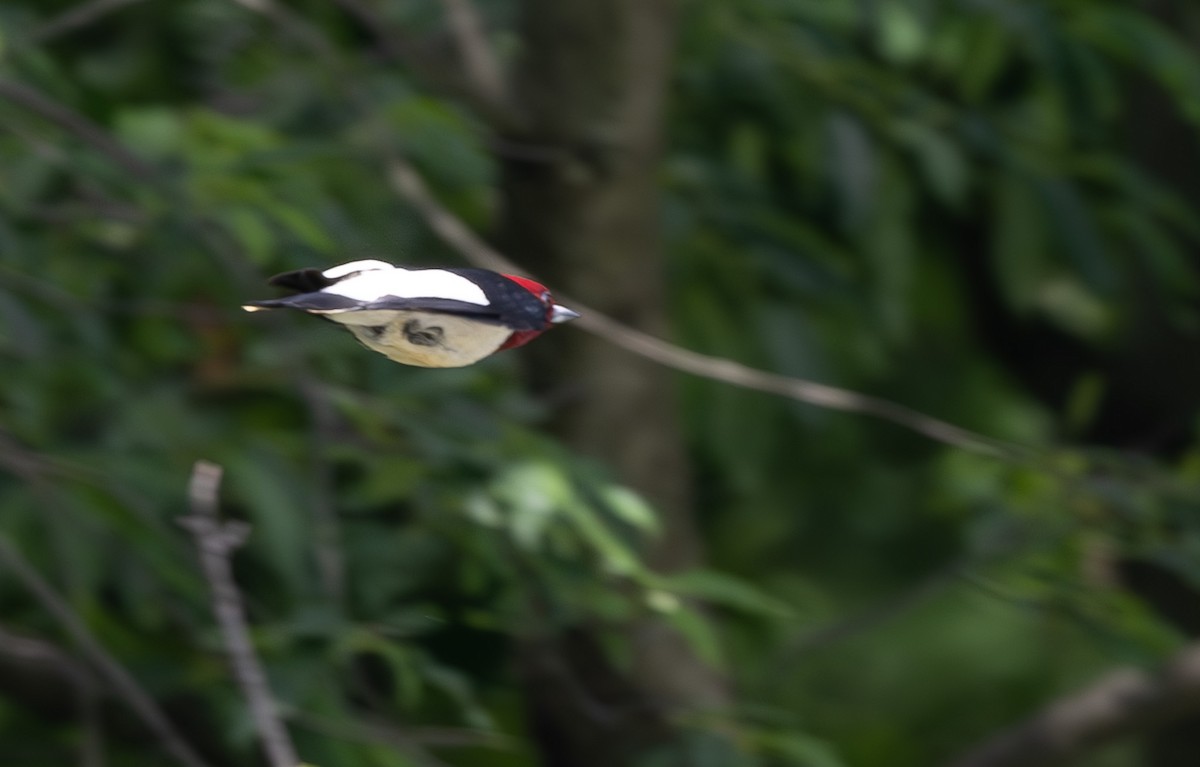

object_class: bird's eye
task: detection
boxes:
[540,291,551,303]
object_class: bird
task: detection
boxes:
[243,259,580,368]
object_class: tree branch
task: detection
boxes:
[945,640,1200,767]
[0,78,155,181]
[384,155,1031,460]
[0,626,104,767]
[179,461,300,767]
[29,0,148,45]
[0,538,211,767]
[436,0,508,117]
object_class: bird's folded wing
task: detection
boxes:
[243,292,514,326]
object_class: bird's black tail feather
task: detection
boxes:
[267,268,336,293]
[241,292,359,313]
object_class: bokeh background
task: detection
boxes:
[3,1,1200,766]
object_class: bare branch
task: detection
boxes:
[0,78,155,181]
[384,156,1031,460]
[30,0,148,44]
[946,641,1200,767]
[437,0,508,114]
[0,626,104,767]
[179,461,300,767]
[0,539,211,767]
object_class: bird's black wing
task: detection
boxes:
[442,268,548,330]
[255,267,547,330]
[244,292,514,326]
[267,268,338,293]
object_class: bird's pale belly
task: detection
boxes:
[331,311,512,368]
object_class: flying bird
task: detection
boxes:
[243,260,579,368]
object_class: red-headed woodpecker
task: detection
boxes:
[243,260,580,368]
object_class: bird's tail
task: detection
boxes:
[242,293,357,313]
[241,299,285,312]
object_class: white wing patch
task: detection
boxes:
[324,267,490,306]
[321,259,396,280]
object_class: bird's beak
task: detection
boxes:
[550,305,581,324]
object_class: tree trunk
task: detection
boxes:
[497,1,728,764]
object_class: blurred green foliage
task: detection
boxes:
[2,1,1200,766]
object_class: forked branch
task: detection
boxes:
[179,461,300,767]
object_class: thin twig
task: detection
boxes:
[384,156,1033,460]
[945,639,1200,767]
[437,0,508,114]
[29,0,148,44]
[0,78,261,287]
[0,539,211,767]
[778,560,968,662]
[0,78,155,180]
[179,461,300,767]
[0,626,104,767]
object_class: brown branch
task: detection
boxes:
[0,538,211,767]
[437,0,508,115]
[384,156,1032,460]
[179,461,300,767]
[946,640,1200,767]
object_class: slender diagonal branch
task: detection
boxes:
[0,78,155,180]
[0,626,104,767]
[437,0,508,115]
[29,0,148,44]
[179,461,300,767]
[384,156,1032,460]
[945,640,1200,767]
[0,538,211,767]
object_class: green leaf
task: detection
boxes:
[992,171,1048,314]
[753,731,846,767]
[876,3,926,65]
[661,605,724,669]
[659,569,796,620]
[599,485,660,534]
[560,495,643,577]
[334,629,424,709]
[491,460,571,550]
[114,107,183,160]
[1038,177,1114,296]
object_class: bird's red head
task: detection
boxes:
[498,274,579,350]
